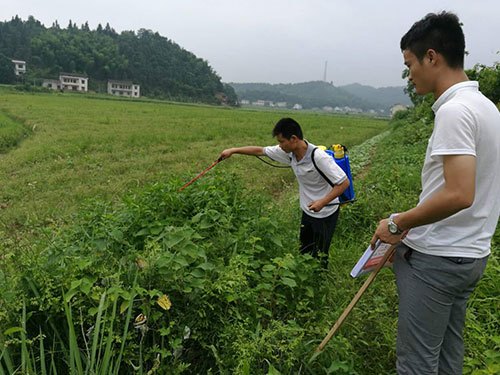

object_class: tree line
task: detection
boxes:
[0,16,238,105]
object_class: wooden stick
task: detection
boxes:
[316,244,397,352]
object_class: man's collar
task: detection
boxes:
[432,81,478,113]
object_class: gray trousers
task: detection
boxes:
[393,243,488,375]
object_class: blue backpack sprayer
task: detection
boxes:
[314,144,355,205]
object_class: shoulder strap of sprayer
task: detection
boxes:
[312,147,354,206]
[311,147,334,187]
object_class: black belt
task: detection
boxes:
[443,256,476,264]
[404,246,476,264]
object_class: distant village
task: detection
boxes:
[10,59,141,98]
[238,99,407,118]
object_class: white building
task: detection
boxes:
[42,79,61,90]
[107,80,140,98]
[292,103,303,110]
[11,60,26,76]
[252,100,266,106]
[42,73,88,92]
[59,73,88,92]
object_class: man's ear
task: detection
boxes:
[426,49,438,64]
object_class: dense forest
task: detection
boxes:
[0,16,238,105]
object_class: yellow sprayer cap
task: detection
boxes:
[333,144,344,158]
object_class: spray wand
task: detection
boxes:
[178,157,224,192]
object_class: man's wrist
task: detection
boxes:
[388,214,404,235]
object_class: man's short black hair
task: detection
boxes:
[272,117,303,140]
[400,11,465,69]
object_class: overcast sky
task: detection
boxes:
[3,0,499,88]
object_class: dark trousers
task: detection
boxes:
[299,209,339,266]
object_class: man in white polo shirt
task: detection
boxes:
[220,117,349,266]
[370,12,500,375]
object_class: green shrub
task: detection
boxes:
[1,175,325,373]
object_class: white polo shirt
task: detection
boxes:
[403,81,500,258]
[264,142,347,218]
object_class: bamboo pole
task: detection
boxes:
[316,244,397,352]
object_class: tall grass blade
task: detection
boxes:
[89,291,107,372]
[0,346,15,375]
[39,327,47,375]
[20,301,33,374]
[50,337,58,375]
[64,300,84,374]
[100,295,119,375]
[30,346,38,375]
[114,275,138,375]
[96,301,109,372]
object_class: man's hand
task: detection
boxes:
[370,218,406,248]
[219,148,234,160]
[308,200,326,212]
[219,146,265,160]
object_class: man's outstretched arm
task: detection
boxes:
[220,146,265,159]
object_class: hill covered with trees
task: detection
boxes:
[340,83,411,109]
[0,16,237,105]
[229,81,411,112]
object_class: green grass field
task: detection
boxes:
[0,88,387,230]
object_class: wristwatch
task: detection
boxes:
[388,214,403,235]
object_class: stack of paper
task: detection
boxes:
[350,241,394,278]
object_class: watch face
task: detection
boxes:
[388,222,398,234]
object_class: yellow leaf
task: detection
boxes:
[157,294,172,311]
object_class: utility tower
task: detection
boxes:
[323,60,328,82]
